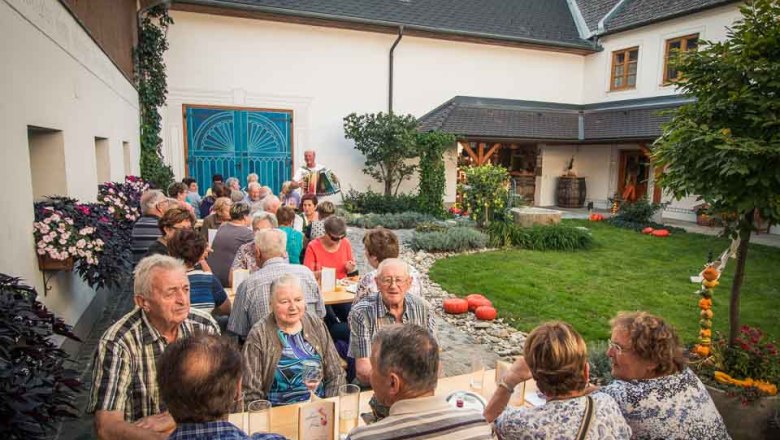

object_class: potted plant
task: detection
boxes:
[33,207,77,271]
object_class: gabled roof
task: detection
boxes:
[177,0,597,51]
[418,95,692,142]
[572,0,739,36]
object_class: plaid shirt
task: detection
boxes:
[169,421,287,440]
[348,293,436,358]
[231,242,260,273]
[86,307,220,421]
[227,257,325,339]
[354,266,423,304]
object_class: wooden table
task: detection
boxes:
[227,369,539,439]
[225,287,355,306]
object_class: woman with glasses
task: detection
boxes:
[485,321,631,439]
[601,312,729,440]
[303,216,357,281]
[144,207,195,258]
[207,202,254,287]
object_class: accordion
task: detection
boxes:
[302,167,341,196]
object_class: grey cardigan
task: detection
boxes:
[242,312,346,402]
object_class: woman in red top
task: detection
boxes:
[303,216,357,280]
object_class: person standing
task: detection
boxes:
[276,206,303,264]
[291,150,324,195]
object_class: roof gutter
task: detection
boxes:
[175,0,598,52]
[565,0,593,39]
[596,0,630,36]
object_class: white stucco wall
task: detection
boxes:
[0,0,139,331]
[582,4,741,104]
[163,11,585,201]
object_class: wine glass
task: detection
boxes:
[302,359,323,401]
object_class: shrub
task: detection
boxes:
[416,131,454,216]
[0,274,82,439]
[588,341,614,386]
[410,227,488,252]
[341,188,419,214]
[487,221,593,251]
[614,198,663,223]
[414,221,449,233]
[459,164,510,226]
[346,211,436,229]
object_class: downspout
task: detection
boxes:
[389,25,404,114]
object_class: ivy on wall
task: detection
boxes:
[136,5,174,189]
[416,131,455,216]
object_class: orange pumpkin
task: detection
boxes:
[693,344,711,357]
[589,213,604,222]
[651,229,670,237]
[466,294,487,302]
[700,309,713,319]
[702,267,719,281]
[698,298,713,310]
[475,306,498,321]
[642,227,655,234]
[699,328,712,338]
[468,297,493,312]
[443,298,469,314]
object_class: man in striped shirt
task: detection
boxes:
[346,324,494,440]
[349,258,436,384]
[87,255,220,439]
[131,190,170,265]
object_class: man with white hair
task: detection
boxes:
[131,190,170,265]
[262,194,281,215]
[228,228,325,341]
[291,150,324,195]
[245,182,269,213]
[349,258,436,384]
[87,255,220,440]
[229,212,278,281]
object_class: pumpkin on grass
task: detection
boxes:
[642,227,655,234]
[651,229,670,237]
[475,306,497,321]
[468,297,492,312]
[443,298,468,315]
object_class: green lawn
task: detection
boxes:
[428,220,780,343]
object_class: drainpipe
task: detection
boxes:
[388,25,404,114]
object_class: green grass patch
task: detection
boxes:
[428,220,780,343]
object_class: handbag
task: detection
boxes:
[574,396,595,440]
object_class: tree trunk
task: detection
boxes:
[384,176,393,196]
[728,213,753,346]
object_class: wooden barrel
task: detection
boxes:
[556,177,586,208]
[512,175,536,205]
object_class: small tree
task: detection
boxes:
[343,112,419,196]
[460,164,510,227]
[416,131,455,216]
[653,0,780,345]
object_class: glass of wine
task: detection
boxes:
[302,359,323,401]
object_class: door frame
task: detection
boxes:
[617,148,651,201]
[181,103,295,179]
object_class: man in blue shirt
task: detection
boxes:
[158,333,287,440]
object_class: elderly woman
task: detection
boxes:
[242,273,345,405]
[485,321,631,439]
[309,201,335,240]
[601,312,729,439]
[354,227,422,303]
[207,202,254,287]
[299,193,318,238]
[200,196,232,243]
[167,229,230,317]
[144,207,195,257]
[303,216,356,281]
[229,212,278,280]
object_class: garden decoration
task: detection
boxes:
[588,213,604,222]
[443,298,469,315]
[693,264,719,357]
[475,305,498,321]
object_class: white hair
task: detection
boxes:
[252,211,278,228]
[247,173,259,183]
[254,228,286,258]
[140,190,167,215]
[269,273,302,303]
[376,258,410,278]
[247,182,262,191]
[133,254,186,298]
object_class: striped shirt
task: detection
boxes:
[86,307,220,421]
[131,215,161,265]
[346,395,493,440]
[348,293,436,359]
[187,269,228,313]
[227,257,325,339]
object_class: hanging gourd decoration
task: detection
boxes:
[693,263,720,357]
[611,200,620,215]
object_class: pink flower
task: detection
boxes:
[37,248,46,255]
[76,239,86,249]
[42,235,52,243]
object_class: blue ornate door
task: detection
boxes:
[185,106,292,193]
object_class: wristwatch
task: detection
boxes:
[496,378,515,393]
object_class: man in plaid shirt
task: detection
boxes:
[87,255,220,439]
[159,333,286,439]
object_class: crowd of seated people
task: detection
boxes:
[93,174,730,440]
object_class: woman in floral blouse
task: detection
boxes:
[601,312,730,439]
[485,321,631,439]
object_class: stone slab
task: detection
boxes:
[510,207,562,228]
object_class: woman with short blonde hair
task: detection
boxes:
[486,321,631,439]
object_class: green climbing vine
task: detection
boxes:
[416,131,455,216]
[136,5,174,189]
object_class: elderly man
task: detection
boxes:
[291,150,323,195]
[262,194,281,214]
[349,258,436,384]
[131,190,170,265]
[229,212,278,282]
[245,182,270,213]
[228,228,325,341]
[158,333,286,440]
[87,255,220,440]
[346,325,493,440]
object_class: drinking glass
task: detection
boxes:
[338,384,360,440]
[470,354,485,391]
[302,359,323,401]
[247,399,271,434]
[232,391,249,432]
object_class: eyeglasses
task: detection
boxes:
[608,339,632,355]
[378,277,408,287]
[328,234,345,242]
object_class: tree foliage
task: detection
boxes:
[417,131,455,216]
[343,112,419,196]
[137,5,175,189]
[459,164,510,227]
[652,0,780,343]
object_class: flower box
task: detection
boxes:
[37,254,74,271]
[705,384,779,439]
